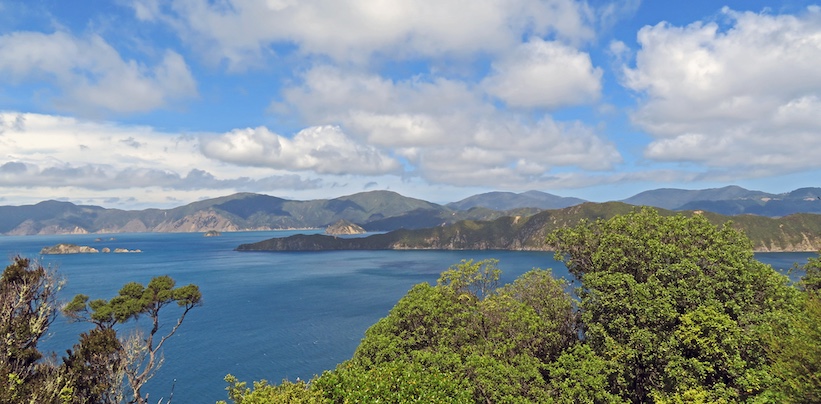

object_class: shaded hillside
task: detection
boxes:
[447,190,585,211]
[237,202,821,253]
[622,185,821,217]
[621,185,773,210]
[679,188,821,217]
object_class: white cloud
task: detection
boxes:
[0,31,197,114]
[483,38,602,109]
[131,0,594,69]
[277,65,621,187]
[623,7,821,176]
[199,125,402,175]
[0,112,323,202]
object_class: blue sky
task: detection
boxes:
[1,0,820,208]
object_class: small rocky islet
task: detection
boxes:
[40,243,142,255]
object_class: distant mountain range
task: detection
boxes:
[2,186,821,236]
[621,185,821,215]
[0,191,539,236]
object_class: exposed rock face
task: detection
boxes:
[203,230,222,237]
[40,244,99,254]
[325,219,366,235]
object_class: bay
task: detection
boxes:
[0,232,815,402]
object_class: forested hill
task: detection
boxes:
[237,202,821,252]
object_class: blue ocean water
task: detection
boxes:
[0,232,815,402]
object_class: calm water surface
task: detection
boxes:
[0,232,814,402]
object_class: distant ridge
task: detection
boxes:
[0,190,540,236]
[620,185,773,210]
[447,190,586,211]
[621,186,821,216]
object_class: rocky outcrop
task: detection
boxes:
[112,248,142,253]
[204,230,222,237]
[40,244,99,254]
[40,243,142,254]
[325,220,366,235]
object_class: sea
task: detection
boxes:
[0,231,815,403]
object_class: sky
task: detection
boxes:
[1,0,820,209]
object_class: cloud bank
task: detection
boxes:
[624,6,821,177]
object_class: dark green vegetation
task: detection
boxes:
[4,186,821,235]
[224,208,821,403]
[238,202,821,252]
[0,256,201,404]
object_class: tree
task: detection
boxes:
[767,252,821,403]
[798,253,821,293]
[549,208,799,402]
[218,374,324,404]
[64,275,202,404]
[59,328,125,404]
[0,256,61,403]
[337,259,574,403]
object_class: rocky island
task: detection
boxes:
[41,244,99,254]
[204,230,222,237]
[325,219,366,235]
[40,243,142,255]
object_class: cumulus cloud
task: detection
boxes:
[483,38,602,109]
[0,31,197,114]
[130,0,594,69]
[623,6,821,176]
[199,125,402,175]
[0,112,323,197]
[277,65,621,188]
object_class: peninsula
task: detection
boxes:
[236,203,821,253]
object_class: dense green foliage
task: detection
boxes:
[766,255,821,403]
[549,208,799,402]
[224,208,821,403]
[0,256,201,404]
